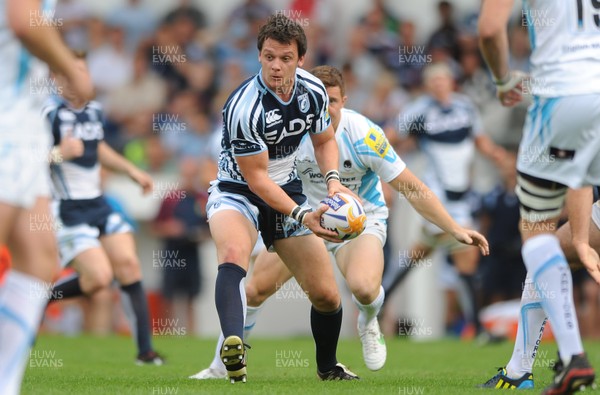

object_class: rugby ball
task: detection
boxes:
[320,193,367,240]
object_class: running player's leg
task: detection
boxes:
[335,233,386,371]
[191,249,293,380]
[50,222,112,301]
[274,235,358,380]
[209,209,257,382]
[0,197,59,395]
[101,232,162,365]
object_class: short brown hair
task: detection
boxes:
[257,14,307,58]
[310,65,345,97]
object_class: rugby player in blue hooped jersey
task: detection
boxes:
[192,65,490,380]
[43,51,164,366]
[205,14,366,383]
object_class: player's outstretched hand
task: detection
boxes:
[59,131,84,160]
[129,168,153,195]
[303,205,343,243]
[574,242,600,284]
[452,228,490,256]
[496,71,527,107]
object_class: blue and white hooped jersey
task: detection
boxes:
[523,0,600,96]
[42,98,104,200]
[0,0,55,134]
[296,108,405,217]
[399,93,482,194]
[217,67,331,186]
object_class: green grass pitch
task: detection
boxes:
[22,335,600,394]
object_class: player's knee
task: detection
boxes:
[219,244,250,265]
[350,281,380,304]
[245,282,269,306]
[114,255,141,283]
[81,267,112,293]
[309,287,340,312]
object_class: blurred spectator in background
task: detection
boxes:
[105,47,168,149]
[392,21,426,92]
[361,70,409,128]
[150,10,214,98]
[152,158,209,335]
[87,23,133,99]
[106,0,157,53]
[55,0,91,51]
[427,1,460,61]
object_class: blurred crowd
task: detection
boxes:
[45,0,600,339]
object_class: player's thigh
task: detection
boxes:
[274,234,339,310]
[100,232,141,284]
[0,202,20,245]
[7,196,58,282]
[335,234,384,296]
[71,247,113,288]
[246,248,292,306]
[209,210,257,270]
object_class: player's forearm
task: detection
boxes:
[478,0,513,81]
[8,0,79,79]
[566,187,593,246]
[98,142,137,175]
[392,169,460,235]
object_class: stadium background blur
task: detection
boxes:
[19,0,600,341]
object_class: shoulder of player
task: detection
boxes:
[339,108,373,137]
[296,68,327,99]
[224,76,266,123]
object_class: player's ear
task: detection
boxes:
[297,55,305,68]
[342,95,348,106]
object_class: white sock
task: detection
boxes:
[0,270,51,395]
[522,234,583,363]
[209,333,226,371]
[506,274,548,378]
[353,286,385,331]
[243,304,263,340]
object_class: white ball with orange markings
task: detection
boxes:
[320,193,367,240]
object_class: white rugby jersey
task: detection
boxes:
[398,93,482,194]
[296,108,405,216]
[217,67,330,186]
[524,0,600,96]
[0,0,55,135]
[42,98,104,200]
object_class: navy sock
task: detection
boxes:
[121,281,153,355]
[50,274,83,301]
[460,274,483,333]
[215,263,246,340]
[310,305,342,372]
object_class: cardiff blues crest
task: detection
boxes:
[297,93,309,113]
